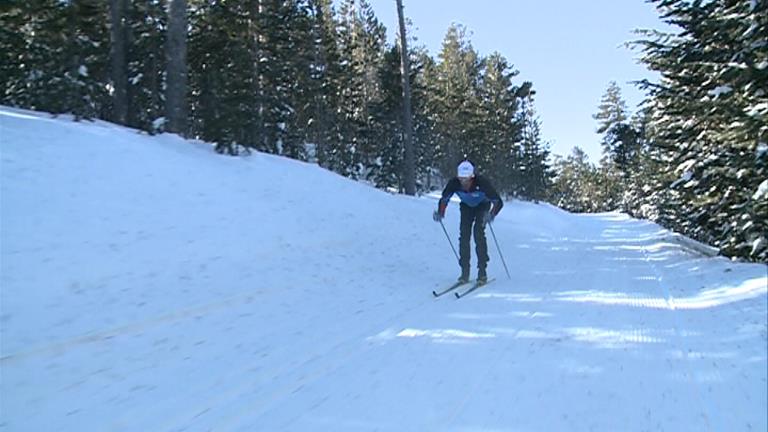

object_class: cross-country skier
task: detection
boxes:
[433,159,503,284]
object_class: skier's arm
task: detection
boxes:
[437,178,460,216]
[479,177,503,215]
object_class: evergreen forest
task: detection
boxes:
[1,0,765,261]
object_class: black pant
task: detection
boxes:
[459,202,490,275]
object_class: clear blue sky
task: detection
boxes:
[366,0,669,162]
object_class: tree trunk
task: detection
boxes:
[165,0,188,135]
[250,0,265,151]
[109,0,128,125]
[396,0,416,195]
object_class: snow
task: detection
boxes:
[753,238,768,257]
[758,142,768,158]
[746,102,768,117]
[675,158,696,175]
[707,85,732,97]
[152,116,167,131]
[670,168,694,189]
[1,106,767,431]
[754,179,768,201]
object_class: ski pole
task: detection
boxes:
[438,218,461,264]
[488,221,511,279]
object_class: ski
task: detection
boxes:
[455,278,495,299]
[432,280,470,297]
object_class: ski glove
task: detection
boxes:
[434,201,447,222]
[484,211,495,224]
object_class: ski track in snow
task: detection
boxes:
[1,106,766,432]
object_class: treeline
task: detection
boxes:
[551,0,767,262]
[0,0,550,200]
[1,0,764,262]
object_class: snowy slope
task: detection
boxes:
[1,106,766,432]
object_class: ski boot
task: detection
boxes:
[458,268,470,284]
[477,267,488,285]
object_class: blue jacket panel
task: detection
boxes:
[438,175,503,213]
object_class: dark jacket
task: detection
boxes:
[437,175,503,216]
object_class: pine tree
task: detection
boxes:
[592,81,644,210]
[518,97,552,202]
[165,0,188,136]
[126,0,166,132]
[282,0,317,160]
[249,0,313,158]
[476,52,523,194]
[0,1,31,108]
[189,0,331,159]
[108,0,129,125]
[319,0,359,175]
[17,0,73,113]
[594,81,627,135]
[412,50,440,191]
[369,46,405,190]
[617,108,654,214]
[189,1,255,152]
[1,0,109,118]
[364,34,432,193]
[551,147,597,213]
[593,81,641,172]
[395,0,416,195]
[63,0,110,120]
[634,0,768,261]
[329,0,387,179]
[625,108,669,221]
[305,0,342,167]
[430,24,483,177]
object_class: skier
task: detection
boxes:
[433,159,503,284]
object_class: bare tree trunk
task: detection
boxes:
[109,0,128,125]
[249,0,265,151]
[165,0,188,135]
[309,2,324,162]
[396,0,416,195]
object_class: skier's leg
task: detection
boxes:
[474,205,490,279]
[458,205,472,280]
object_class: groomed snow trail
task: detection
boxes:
[1,107,766,431]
